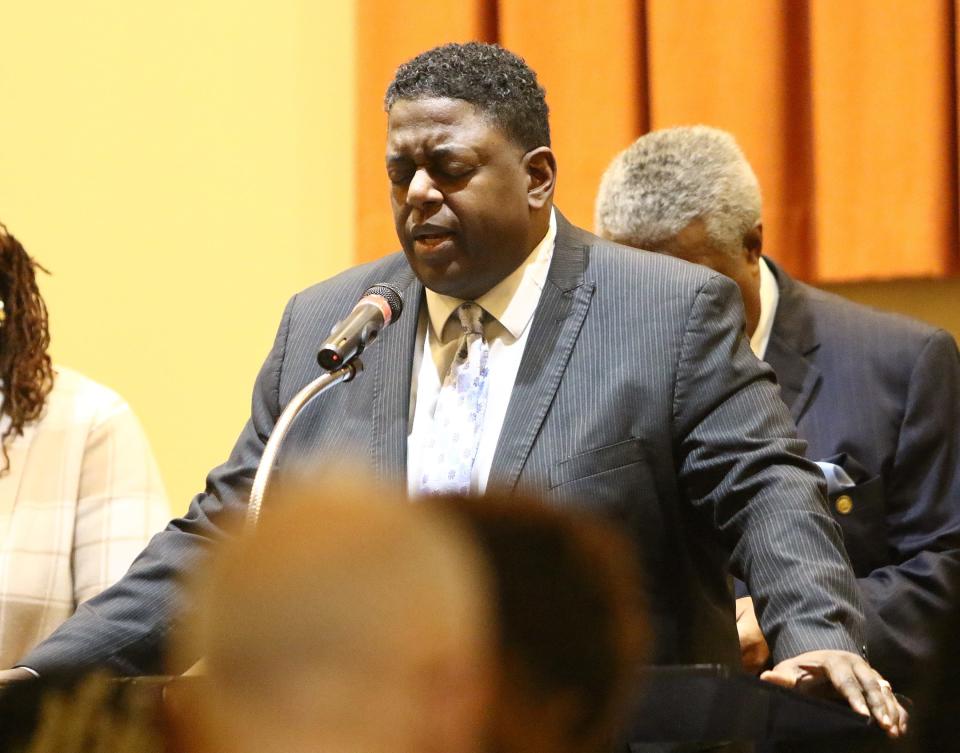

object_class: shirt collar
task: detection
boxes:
[750,256,779,359]
[425,209,557,341]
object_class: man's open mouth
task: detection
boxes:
[415,232,454,247]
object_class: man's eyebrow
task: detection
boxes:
[429,145,472,158]
[387,144,474,162]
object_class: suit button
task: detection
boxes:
[835,494,854,515]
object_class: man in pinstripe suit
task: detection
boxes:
[5,43,906,739]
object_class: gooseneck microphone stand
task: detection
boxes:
[243,360,362,531]
[243,281,404,530]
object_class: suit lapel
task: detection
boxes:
[763,258,821,423]
[489,213,594,492]
[369,266,422,488]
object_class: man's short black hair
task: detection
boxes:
[385,42,550,151]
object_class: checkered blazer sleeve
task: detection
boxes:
[72,400,171,606]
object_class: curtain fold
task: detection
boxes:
[356,0,959,281]
[645,0,818,279]
[807,0,957,280]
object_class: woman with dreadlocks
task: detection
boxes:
[0,223,169,668]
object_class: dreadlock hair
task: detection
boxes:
[385,42,551,152]
[0,224,54,475]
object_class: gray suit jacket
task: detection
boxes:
[21,215,865,676]
[762,259,960,693]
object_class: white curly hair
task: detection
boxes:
[595,125,761,255]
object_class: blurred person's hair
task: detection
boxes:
[5,672,164,753]
[432,492,648,753]
[171,479,495,753]
[0,224,54,475]
[595,125,761,254]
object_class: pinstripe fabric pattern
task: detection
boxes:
[0,367,169,668]
[489,227,593,493]
[20,214,864,677]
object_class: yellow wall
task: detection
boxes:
[0,2,356,512]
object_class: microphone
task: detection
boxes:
[317,283,403,371]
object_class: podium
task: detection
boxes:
[0,665,890,752]
[626,665,888,752]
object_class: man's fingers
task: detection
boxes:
[851,664,892,730]
[764,652,909,740]
[815,658,870,718]
[787,656,875,723]
[759,667,800,688]
[875,680,902,734]
[851,661,904,737]
[880,681,907,736]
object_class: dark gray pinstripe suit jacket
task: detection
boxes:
[21,214,865,676]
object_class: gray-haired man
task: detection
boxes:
[596,125,960,699]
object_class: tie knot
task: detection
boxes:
[456,302,485,337]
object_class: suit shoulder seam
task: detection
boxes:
[671,275,720,429]
[274,293,298,413]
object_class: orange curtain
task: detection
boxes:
[356,0,958,282]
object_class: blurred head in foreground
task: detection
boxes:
[172,481,494,753]
[432,493,649,753]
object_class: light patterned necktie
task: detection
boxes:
[418,302,491,495]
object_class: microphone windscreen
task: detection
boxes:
[363,283,403,323]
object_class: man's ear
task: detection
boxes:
[743,222,763,263]
[524,147,557,210]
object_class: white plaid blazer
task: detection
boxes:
[0,367,170,667]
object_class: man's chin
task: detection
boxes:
[404,253,463,296]
[403,250,497,300]
[421,274,469,299]
[419,271,491,301]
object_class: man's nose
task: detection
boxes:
[406,168,442,209]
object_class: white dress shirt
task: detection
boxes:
[408,210,557,496]
[750,257,780,360]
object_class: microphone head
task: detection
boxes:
[364,283,403,324]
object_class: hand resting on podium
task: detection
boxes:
[737,595,907,738]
